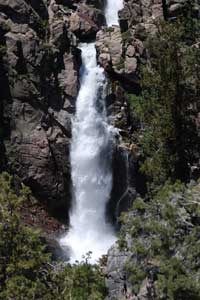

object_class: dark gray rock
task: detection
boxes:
[96,26,145,90]
[68,3,106,41]
[107,144,137,225]
[0,0,48,38]
[0,0,81,220]
[44,235,70,261]
[105,243,133,300]
[86,0,106,10]
[166,0,200,18]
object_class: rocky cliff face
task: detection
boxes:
[96,0,163,88]
[0,0,198,222]
[0,0,141,223]
[97,0,164,222]
[0,0,106,219]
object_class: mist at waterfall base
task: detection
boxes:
[60,43,116,263]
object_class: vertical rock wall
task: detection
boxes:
[0,0,105,219]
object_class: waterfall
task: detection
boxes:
[60,1,123,263]
[60,43,116,263]
[105,0,124,26]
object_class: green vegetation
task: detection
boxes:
[53,255,107,300]
[0,45,7,58]
[105,27,115,33]
[0,173,107,300]
[0,172,50,299]
[1,2,200,300]
[34,17,48,39]
[40,20,49,30]
[42,42,54,56]
[121,30,133,43]
[119,181,200,299]
[129,17,200,188]
[122,7,200,299]
[115,57,125,71]
[0,22,11,33]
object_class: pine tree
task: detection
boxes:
[129,17,200,188]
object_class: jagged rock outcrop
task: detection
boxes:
[96,26,145,91]
[98,0,162,221]
[97,0,200,226]
[119,0,163,31]
[95,1,164,211]
[105,245,133,300]
[96,0,163,90]
[68,3,105,41]
[54,0,105,41]
[0,0,74,218]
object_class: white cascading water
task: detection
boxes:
[105,0,124,27]
[60,1,123,263]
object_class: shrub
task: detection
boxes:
[0,173,107,300]
[120,181,200,299]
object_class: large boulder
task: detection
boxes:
[105,242,134,300]
[96,27,144,91]
[0,0,48,37]
[119,0,163,32]
[96,0,163,90]
[68,3,105,41]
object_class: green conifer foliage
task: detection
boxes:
[119,181,200,299]
[0,173,51,299]
[0,173,107,300]
[129,17,200,187]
